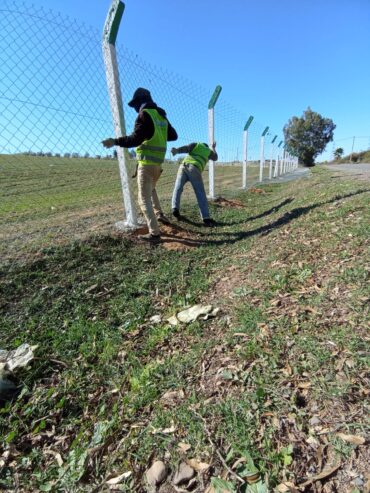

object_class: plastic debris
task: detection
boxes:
[167,305,219,326]
[0,343,37,373]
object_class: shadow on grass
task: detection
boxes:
[177,197,295,228]
[195,188,370,247]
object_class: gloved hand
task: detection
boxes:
[101,138,115,148]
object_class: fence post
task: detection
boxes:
[283,147,287,174]
[242,115,254,189]
[279,142,284,175]
[259,126,269,182]
[275,140,282,177]
[102,0,138,229]
[274,151,279,178]
[269,135,277,180]
[208,85,222,199]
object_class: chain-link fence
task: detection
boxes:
[0,0,297,265]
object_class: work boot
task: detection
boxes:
[138,233,161,243]
[203,218,217,227]
[172,208,181,219]
[157,213,170,225]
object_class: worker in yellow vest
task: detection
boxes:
[102,88,178,242]
[171,142,218,227]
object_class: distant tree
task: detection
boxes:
[72,152,80,158]
[64,153,71,158]
[283,107,336,167]
[96,155,101,160]
[45,152,52,157]
[334,147,344,160]
[84,152,90,159]
[113,150,117,159]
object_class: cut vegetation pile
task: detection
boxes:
[0,168,369,492]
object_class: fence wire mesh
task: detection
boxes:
[1,1,291,265]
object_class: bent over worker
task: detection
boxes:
[102,87,178,242]
[171,142,218,227]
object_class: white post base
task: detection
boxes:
[115,218,145,232]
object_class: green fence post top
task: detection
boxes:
[208,85,222,109]
[262,126,269,137]
[278,141,283,147]
[104,0,125,45]
[244,115,254,131]
[272,135,277,143]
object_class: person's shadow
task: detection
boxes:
[174,188,369,247]
[178,197,294,228]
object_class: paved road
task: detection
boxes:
[324,163,370,181]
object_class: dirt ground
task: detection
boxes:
[324,163,370,181]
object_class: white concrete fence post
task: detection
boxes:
[259,126,269,182]
[103,0,138,229]
[208,85,222,199]
[242,115,254,189]
[280,145,285,175]
[269,135,277,180]
[276,140,283,176]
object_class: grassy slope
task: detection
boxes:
[0,168,369,492]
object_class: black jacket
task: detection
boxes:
[114,102,178,148]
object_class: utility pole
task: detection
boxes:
[349,136,355,163]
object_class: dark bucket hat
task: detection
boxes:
[128,87,153,107]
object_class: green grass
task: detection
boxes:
[0,168,369,491]
[0,153,262,262]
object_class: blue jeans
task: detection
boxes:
[172,163,210,219]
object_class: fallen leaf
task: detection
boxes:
[299,463,341,487]
[161,389,185,405]
[151,424,177,435]
[297,381,311,389]
[186,458,210,472]
[276,482,298,492]
[336,433,365,446]
[84,284,98,294]
[106,471,132,485]
[178,442,191,453]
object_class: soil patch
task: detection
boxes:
[131,223,204,251]
[213,197,247,209]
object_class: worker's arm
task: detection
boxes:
[209,141,218,161]
[102,112,177,148]
[171,143,196,156]
[101,112,154,149]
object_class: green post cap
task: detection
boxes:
[244,115,254,131]
[278,141,283,147]
[104,0,125,45]
[272,135,277,143]
[208,85,222,109]
[262,126,269,137]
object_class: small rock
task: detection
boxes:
[309,416,320,426]
[173,462,195,486]
[146,461,168,487]
[150,315,162,324]
[353,476,364,488]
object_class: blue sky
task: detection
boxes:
[3,0,370,160]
